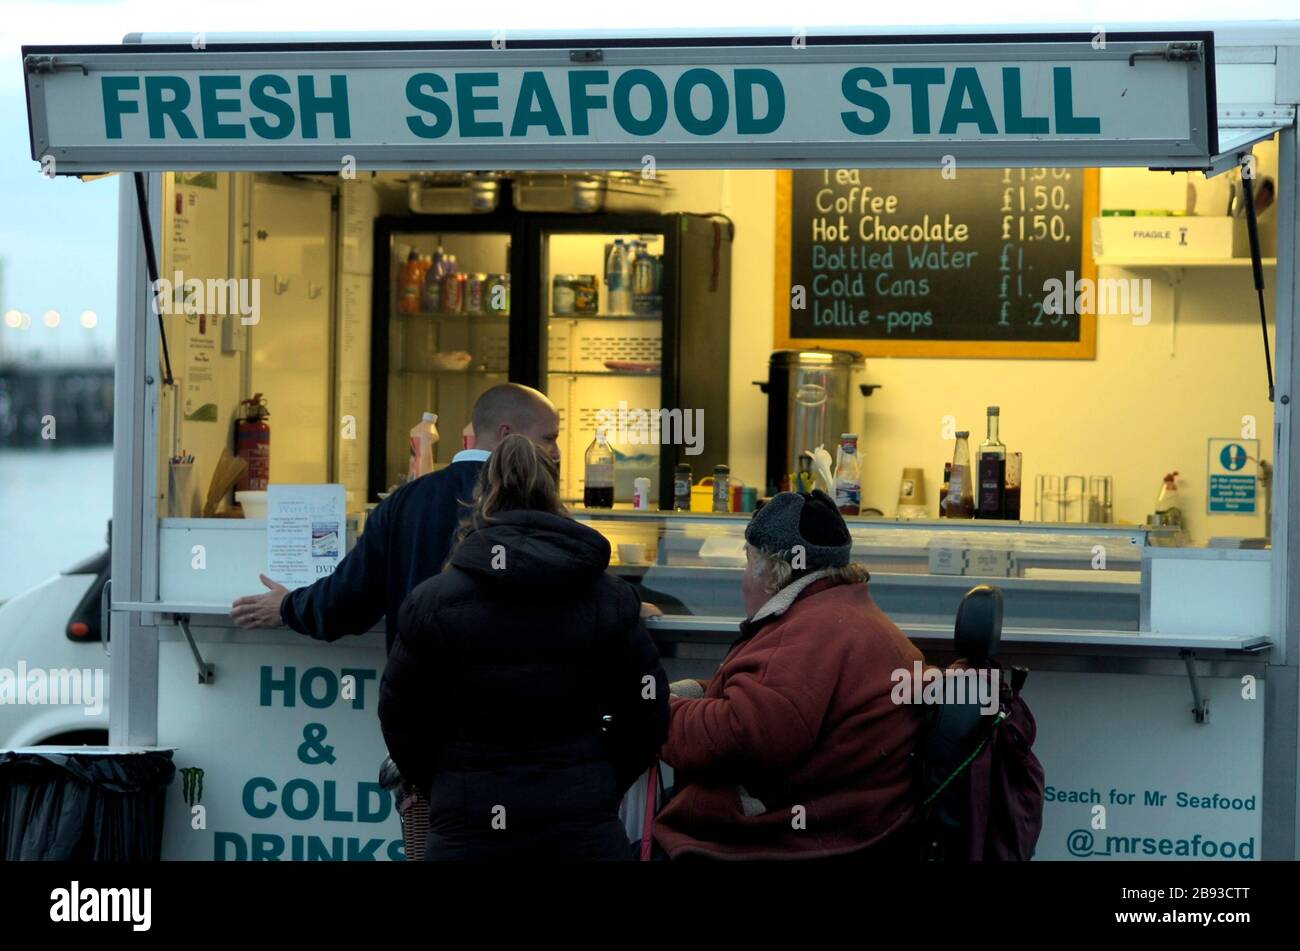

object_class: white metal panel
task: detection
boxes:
[24,34,1217,172]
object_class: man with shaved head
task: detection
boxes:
[232,383,561,651]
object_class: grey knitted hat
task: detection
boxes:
[745,489,852,569]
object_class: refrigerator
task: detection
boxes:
[370,205,732,509]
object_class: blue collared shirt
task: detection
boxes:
[452,448,491,464]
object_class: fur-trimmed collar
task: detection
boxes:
[749,568,838,625]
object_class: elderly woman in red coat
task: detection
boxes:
[653,489,925,861]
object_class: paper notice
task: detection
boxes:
[266,484,347,590]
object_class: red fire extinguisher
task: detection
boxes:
[236,393,271,491]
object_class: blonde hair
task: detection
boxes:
[746,543,870,596]
[455,434,567,548]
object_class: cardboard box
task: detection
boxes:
[1092,215,1249,260]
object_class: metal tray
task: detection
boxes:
[513,171,670,214]
[408,173,501,214]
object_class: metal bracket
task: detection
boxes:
[1180,649,1209,723]
[176,615,216,685]
[570,49,604,64]
[1129,42,1203,67]
[25,55,88,76]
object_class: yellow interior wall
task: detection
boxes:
[157,172,245,517]
[674,151,1279,545]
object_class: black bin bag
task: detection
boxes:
[0,750,175,860]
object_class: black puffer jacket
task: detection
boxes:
[379,510,669,860]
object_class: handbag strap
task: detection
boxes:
[639,761,661,861]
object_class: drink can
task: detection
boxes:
[466,273,487,314]
[632,254,657,315]
[442,272,465,313]
[633,477,652,511]
[552,275,576,315]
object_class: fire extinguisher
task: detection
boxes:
[236,393,271,491]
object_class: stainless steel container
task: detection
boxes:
[408,173,501,214]
[512,171,671,213]
[758,349,863,497]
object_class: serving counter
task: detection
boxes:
[123,510,1274,861]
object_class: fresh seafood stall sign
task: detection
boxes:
[26,39,1214,170]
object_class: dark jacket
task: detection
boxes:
[380,510,669,860]
[654,572,924,860]
[280,460,484,653]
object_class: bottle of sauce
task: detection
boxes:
[583,428,615,508]
[976,406,1007,519]
[942,432,975,518]
[712,465,731,512]
[673,463,692,511]
[1004,452,1023,521]
[938,462,952,518]
[834,433,862,515]
[408,412,439,482]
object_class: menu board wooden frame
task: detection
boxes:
[773,168,1099,359]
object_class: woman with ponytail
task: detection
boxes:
[379,434,669,860]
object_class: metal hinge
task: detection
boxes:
[1129,41,1203,67]
[25,55,88,76]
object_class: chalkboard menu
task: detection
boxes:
[774,168,1098,358]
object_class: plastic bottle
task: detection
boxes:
[606,240,631,315]
[408,412,439,482]
[833,433,862,515]
[584,428,615,508]
[1155,471,1182,527]
[422,249,445,313]
[398,250,422,314]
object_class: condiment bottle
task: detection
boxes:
[943,432,975,518]
[712,464,731,512]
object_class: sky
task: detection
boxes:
[0,0,1297,364]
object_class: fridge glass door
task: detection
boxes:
[541,230,665,503]
[384,230,511,491]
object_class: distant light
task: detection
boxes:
[80,309,98,329]
[43,309,61,328]
[3,310,20,329]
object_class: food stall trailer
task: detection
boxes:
[20,23,1300,860]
